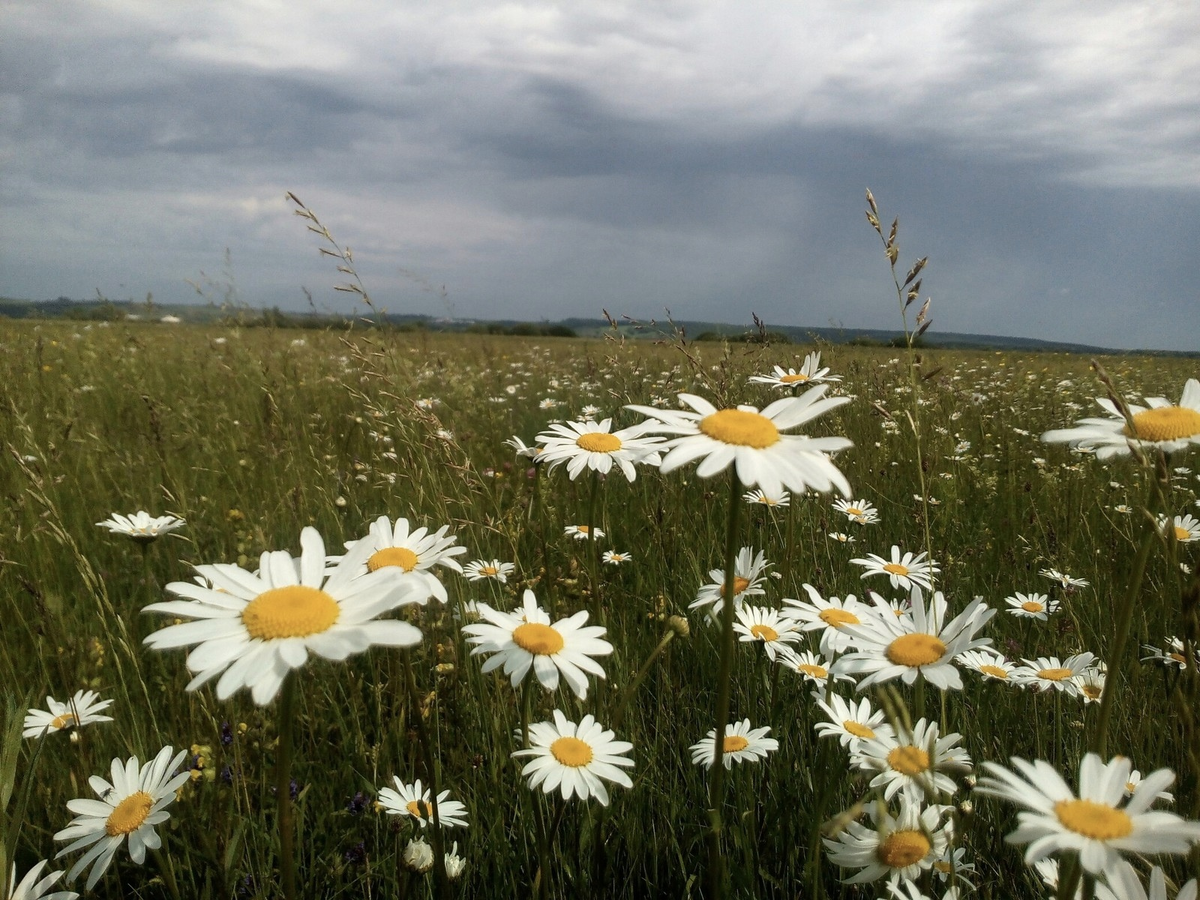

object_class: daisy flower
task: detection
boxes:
[1006,592,1059,621]
[343,515,466,603]
[956,650,1018,683]
[402,838,434,873]
[743,488,791,507]
[4,861,77,900]
[534,419,664,481]
[690,719,778,769]
[1160,513,1200,544]
[143,527,424,705]
[463,559,515,583]
[444,842,467,880]
[23,691,113,739]
[1076,666,1107,704]
[777,647,853,695]
[691,547,769,614]
[94,511,184,542]
[733,606,803,660]
[829,532,856,544]
[823,800,951,885]
[782,585,867,653]
[976,753,1200,875]
[833,589,995,691]
[851,546,940,591]
[564,525,605,541]
[814,693,895,750]
[461,589,612,699]
[625,389,852,498]
[851,718,972,802]
[602,550,632,565]
[1012,653,1097,696]
[53,746,190,891]
[376,777,469,829]
[1042,379,1200,459]
[1142,637,1199,670]
[748,351,841,388]
[1098,862,1197,900]
[505,436,542,461]
[512,710,634,806]
[931,845,975,886]
[1124,768,1175,805]
[833,498,881,525]
[1041,569,1090,589]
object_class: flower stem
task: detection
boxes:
[275,673,297,900]
[705,470,742,900]
[402,650,451,900]
[586,472,603,619]
[612,625,679,731]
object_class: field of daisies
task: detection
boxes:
[2,318,1200,900]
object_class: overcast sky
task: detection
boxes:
[3,1,1199,350]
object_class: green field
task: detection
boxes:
[2,319,1197,899]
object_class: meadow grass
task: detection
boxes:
[1,319,1198,898]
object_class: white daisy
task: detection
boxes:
[814,693,895,750]
[833,588,995,691]
[829,532,857,544]
[94,511,184,542]
[343,515,466,603]
[402,838,433,873]
[602,550,632,566]
[444,842,467,880]
[53,747,190,891]
[690,719,778,769]
[956,650,1018,683]
[1123,768,1175,805]
[1076,666,1107,704]
[5,861,77,900]
[512,710,634,806]
[1097,861,1197,900]
[23,691,113,739]
[776,647,853,695]
[564,525,605,541]
[143,527,424,705]
[461,589,612,699]
[463,559,516,583]
[930,845,975,887]
[833,498,881,525]
[376,777,469,829]
[851,718,972,802]
[782,585,868,654]
[743,488,791,507]
[851,546,940,591]
[748,352,841,388]
[1142,638,1199,670]
[1012,654,1097,696]
[823,800,951,885]
[1042,379,1200,459]
[505,436,542,461]
[1041,569,1090,589]
[1159,513,1200,544]
[733,606,803,660]
[976,753,1200,875]
[1006,592,1059,621]
[535,419,664,481]
[625,389,852,498]
[691,547,769,614]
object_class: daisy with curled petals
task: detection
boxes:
[815,693,894,750]
[1124,769,1175,805]
[463,559,515,583]
[691,547,769,614]
[690,720,778,769]
[823,800,951,885]
[461,589,612,699]
[143,527,424,705]
[534,419,664,481]
[1142,637,1200,670]
[956,650,1018,684]
[1076,665,1107,704]
[829,531,856,544]
[783,585,868,653]
[851,546,939,591]
[1098,861,1197,900]
[1012,653,1097,696]
[1041,568,1090,590]
[564,524,605,541]
[95,511,184,543]
[1159,513,1200,544]
[376,777,469,829]
[343,515,466,603]
[850,718,972,802]
[743,488,790,507]
[1042,378,1200,460]
[5,861,77,900]
[733,606,803,660]
[777,647,853,695]
[833,498,880,525]
[976,753,1200,875]
[53,746,190,891]
[1006,592,1059,621]
[625,389,852,498]
[505,436,542,461]
[23,690,113,739]
[833,588,995,691]
[512,710,634,806]
[748,351,841,388]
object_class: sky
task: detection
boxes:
[3,1,1200,350]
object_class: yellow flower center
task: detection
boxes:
[721,577,752,595]
[843,720,875,739]
[798,663,828,679]
[105,791,154,836]
[482,565,499,576]
[367,547,419,572]
[1037,667,1073,681]
[576,433,622,453]
[50,712,76,729]
[723,735,750,753]
[242,585,339,640]
[550,736,594,767]
[1021,601,1045,613]
[882,563,910,577]
[750,624,779,642]
[1082,683,1103,700]
[779,373,809,384]
[845,507,863,516]
[980,665,1010,680]
[1123,406,1200,442]
[1054,799,1134,840]
[699,409,781,449]
[877,830,931,868]
[576,526,590,534]
[1169,652,1187,664]
[887,746,931,775]
[934,860,952,874]
[511,622,564,655]
[1174,526,1193,542]
[886,634,947,667]
[819,608,860,628]
[406,799,433,819]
